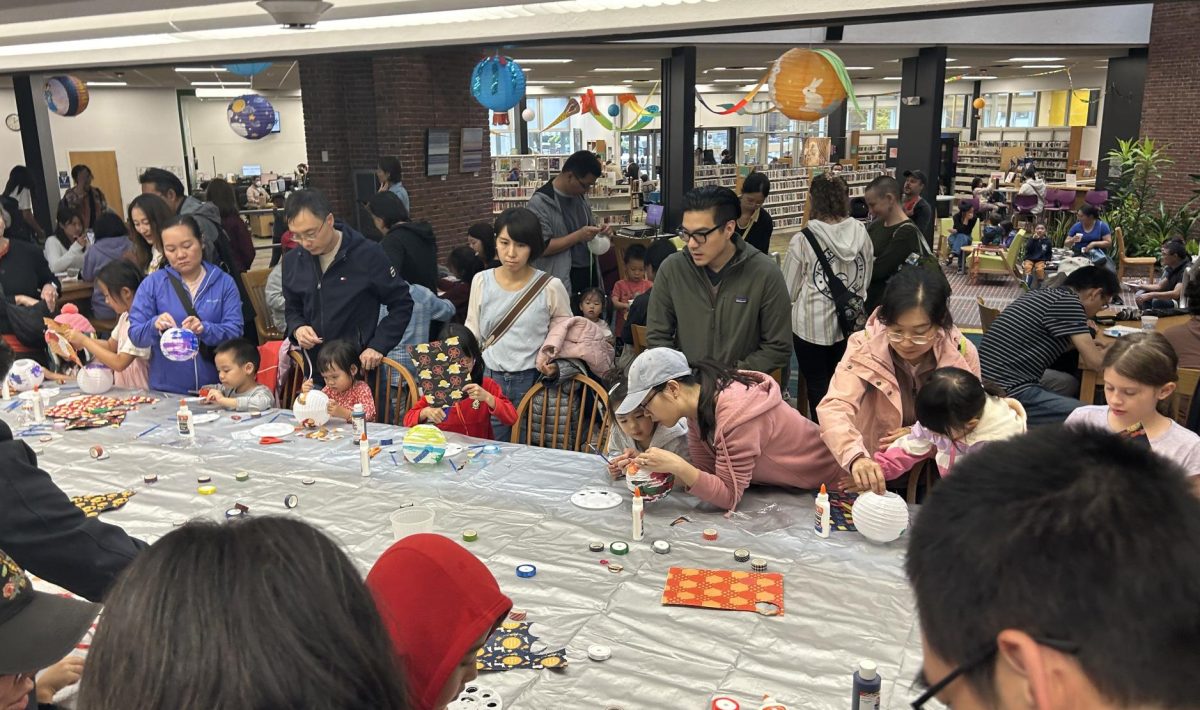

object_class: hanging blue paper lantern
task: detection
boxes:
[225,62,273,77]
[607,103,620,118]
[227,94,277,140]
[470,55,526,112]
[44,75,89,116]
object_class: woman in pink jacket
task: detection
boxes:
[816,268,980,494]
[622,348,843,514]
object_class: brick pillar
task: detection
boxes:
[1140,1,1200,210]
[300,50,493,259]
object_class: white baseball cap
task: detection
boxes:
[616,347,692,415]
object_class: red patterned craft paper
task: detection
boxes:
[661,567,784,614]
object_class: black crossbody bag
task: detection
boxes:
[166,274,216,361]
[801,227,866,339]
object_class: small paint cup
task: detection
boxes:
[389,506,435,541]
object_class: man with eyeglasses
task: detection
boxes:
[646,186,791,374]
[905,426,1200,709]
[281,189,413,378]
[527,150,610,298]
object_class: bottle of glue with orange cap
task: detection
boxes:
[814,484,831,538]
[631,487,644,541]
[758,693,789,710]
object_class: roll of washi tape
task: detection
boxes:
[234,502,250,514]
[197,484,217,495]
[588,541,605,553]
[235,471,250,482]
[702,528,719,541]
[89,445,107,460]
[587,644,612,661]
[651,540,671,554]
[607,562,623,573]
[302,478,316,486]
[711,698,741,710]
[143,473,158,484]
[462,529,478,542]
[750,558,768,572]
[508,609,527,621]
[197,475,211,484]
[224,507,244,518]
[609,541,629,555]
[283,494,298,509]
[733,548,751,563]
[515,564,537,578]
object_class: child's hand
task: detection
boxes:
[204,389,223,405]
[65,328,87,348]
[328,403,352,421]
[420,408,447,424]
[634,447,688,476]
[300,379,314,393]
[608,447,637,479]
[877,427,910,450]
[463,383,495,408]
[36,655,85,703]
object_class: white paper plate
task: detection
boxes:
[444,443,464,457]
[570,488,623,510]
[191,412,220,424]
[249,422,294,438]
[19,387,60,401]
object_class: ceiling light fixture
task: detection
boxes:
[1022,64,1065,69]
[175,67,227,73]
[1007,56,1064,62]
[882,76,902,80]
[958,74,997,80]
[843,66,874,71]
[707,66,767,71]
[256,0,332,29]
[591,67,655,72]
[190,81,252,86]
[712,78,757,83]
[510,58,573,64]
[526,80,575,85]
[87,81,128,87]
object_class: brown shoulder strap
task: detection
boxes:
[482,272,553,351]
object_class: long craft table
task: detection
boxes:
[6,389,928,710]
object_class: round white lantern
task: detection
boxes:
[588,234,611,255]
[521,107,536,122]
[293,389,331,427]
[77,362,115,394]
[851,491,910,544]
[7,359,44,392]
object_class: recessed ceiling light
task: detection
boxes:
[1007,57,1064,62]
[712,78,757,83]
[1022,64,1065,69]
[87,81,128,87]
[526,80,575,85]
[190,81,252,86]
[959,75,997,80]
[175,67,226,73]
[707,66,767,72]
[521,67,531,72]
[844,66,874,71]
[591,67,655,72]
[882,76,902,80]
[946,58,957,62]
[509,58,573,64]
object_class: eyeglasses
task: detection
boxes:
[885,328,937,346]
[911,636,1079,709]
[678,222,730,245]
[293,222,327,244]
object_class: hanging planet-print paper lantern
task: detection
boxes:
[470,55,526,112]
[227,94,277,140]
[225,62,273,77]
[44,75,89,116]
[769,49,847,121]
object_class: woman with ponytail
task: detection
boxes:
[618,347,843,513]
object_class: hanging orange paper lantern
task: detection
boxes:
[768,49,846,121]
[972,97,987,110]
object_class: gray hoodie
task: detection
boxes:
[179,195,222,262]
[1018,177,1047,215]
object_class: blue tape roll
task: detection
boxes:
[516,564,537,578]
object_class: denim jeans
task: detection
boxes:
[1012,383,1083,425]
[485,367,539,442]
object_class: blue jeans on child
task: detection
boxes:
[485,367,539,442]
[948,232,973,271]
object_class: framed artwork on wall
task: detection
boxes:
[461,127,484,173]
[427,128,450,177]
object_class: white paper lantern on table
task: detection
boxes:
[7,359,44,392]
[77,362,114,394]
[293,389,331,427]
[851,491,910,543]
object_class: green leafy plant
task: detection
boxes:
[1105,138,1174,257]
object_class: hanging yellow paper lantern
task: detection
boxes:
[769,49,846,121]
[972,97,987,110]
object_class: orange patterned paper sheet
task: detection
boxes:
[661,567,784,614]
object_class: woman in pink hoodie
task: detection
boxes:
[816,268,980,494]
[621,348,843,513]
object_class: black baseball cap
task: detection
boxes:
[0,548,98,674]
[902,169,928,185]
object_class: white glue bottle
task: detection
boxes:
[359,432,371,477]
[851,660,881,710]
[30,385,45,423]
[631,488,645,541]
[177,399,195,439]
[814,483,831,538]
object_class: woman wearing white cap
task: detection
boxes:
[623,347,843,513]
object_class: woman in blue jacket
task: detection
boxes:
[128,215,244,393]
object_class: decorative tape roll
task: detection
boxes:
[607,562,624,573]
[751,559,768,572]
[588,541,605,553]
[702,528,719,541]
[224,507,244,518]
[733,548,750,563]
[587,644,612,661]
[302,478,316,486]
[462,529,478,542]
[284,494,298,509]
[651,540,671,554]
[197,484,217,495]
[516,564,537,578]
[235,471,250,482]
[89,445,107,460]
[197,475,211,484]
[235,502,250,514]
[508,609,527,621]
[143,474,158,484]
[711,698,741,710]
[609,541,629,555]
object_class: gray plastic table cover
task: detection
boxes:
[6,391,930,710]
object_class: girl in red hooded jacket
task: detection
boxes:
[366,533,513,710]
[404,324,518,440]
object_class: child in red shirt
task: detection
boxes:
[403,325,517,440]
[301,339,377,422]
[611,244,653,337]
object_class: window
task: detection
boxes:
[980,93,1008,127]
[873,94,899,130]
[491,130,514,157]
[847,105,870,131]
[1009,92,1037,128]
[942,94,967,128]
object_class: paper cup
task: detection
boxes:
[389,506,435,540]
[1141,315,1159,331]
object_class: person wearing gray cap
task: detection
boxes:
[0,548,98,709]
[620,347,843,513]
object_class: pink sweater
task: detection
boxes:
[687,371,843,513]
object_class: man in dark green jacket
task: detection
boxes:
[864,175,924,313]
[646,186,792,374]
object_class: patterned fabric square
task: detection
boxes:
[406,336,473,409]
[661,567,784,614]
[71,489,135,518]
[476,620,568,671]
[828,491,857,532]
[46,395,156,429]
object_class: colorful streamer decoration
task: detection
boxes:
[542,97,580,131]
[696,71,772,116]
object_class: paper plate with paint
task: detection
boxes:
[402,424,448,464]
[159,328,200,362]
[569,488,623,510]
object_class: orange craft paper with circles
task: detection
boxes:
[769,49,846,121]
[661,567,784,614]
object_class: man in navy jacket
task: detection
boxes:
[281,189,414,374]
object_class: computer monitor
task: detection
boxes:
[271,179,285,193]
[271,113,281,134]
[242,164,262,177]
[645,203,664,228]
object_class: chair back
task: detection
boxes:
[1003,229,1027,271]
[976,296,1001,333]
[511,373,611,453]
[630,324,648,355]
[366,356,419,426]
[1113,226,1125,258]
[1171,368,1200,425]
[1044,189,1070,210]
[280,349,307,408]
[1084,190,1109,209]
[240,269,284,342]
[1012,193,1039,213]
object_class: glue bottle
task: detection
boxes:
[851,660,881,710]
[29,385,45,423]
[631,488,644,541]
[359,432,371,478]
[352,403,366,438]
[177,399,195,439]
[814,484,831,538]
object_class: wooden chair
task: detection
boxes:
[240,268,285,342]
[366,356,420,426]
[970,229,1025,284]
[630,324,648,356]
[511,373,611,453]
[280,349,307,407]
[1113,227,1157,281]
[1171,368,1200,426]
[976,296,1001,333]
